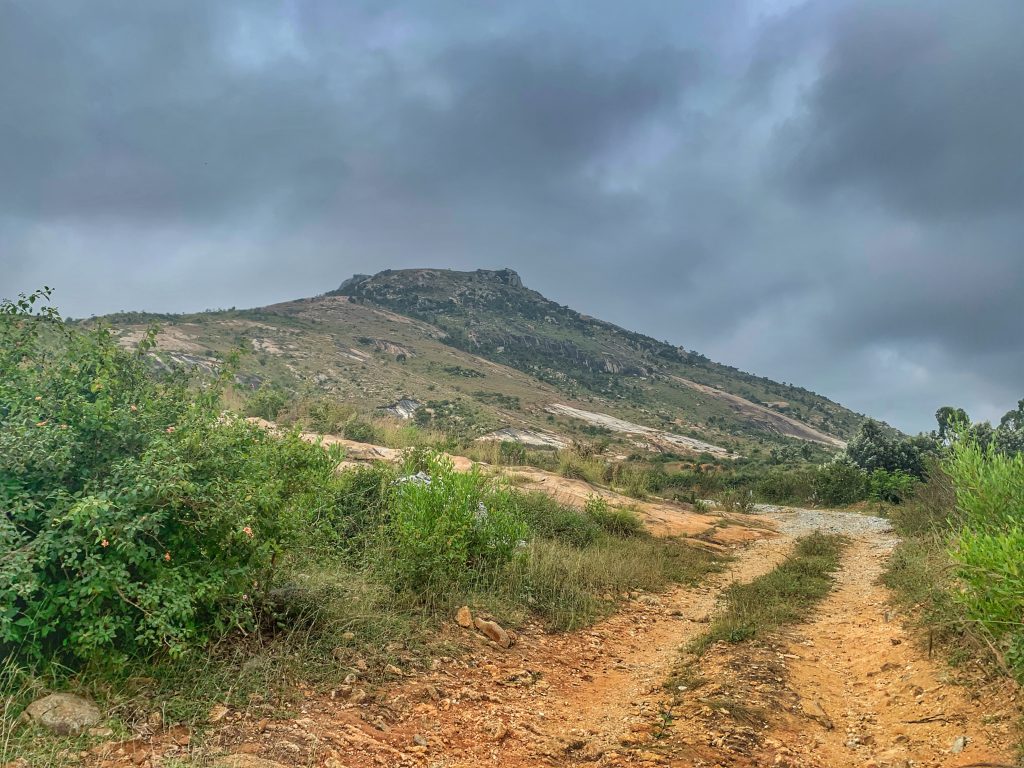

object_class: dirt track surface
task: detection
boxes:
[87,509,1021,768]
[769,511,1018,767]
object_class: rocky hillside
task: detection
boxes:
[100,268,866,456]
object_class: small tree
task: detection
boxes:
[995,400,1024,456]
[846,419,927,478]
[936,406,970,445]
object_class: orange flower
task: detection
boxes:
[101,539,109,548]
[164,551,171,562]
[165,426,176,433]
[243,526,254,539]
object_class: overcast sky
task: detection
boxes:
[2,1,1021,434]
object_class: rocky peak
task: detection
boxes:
[475,268,522,288]
[330,274,371,295]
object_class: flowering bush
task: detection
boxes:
[0,290,342,664]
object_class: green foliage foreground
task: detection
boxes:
[945,440,1024,673]
[885,438,1024,683]
[1,290,347,664]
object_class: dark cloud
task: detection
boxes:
[778,0,1024,219]
[1,0,1021,433]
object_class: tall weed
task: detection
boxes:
[945,441,1024,674]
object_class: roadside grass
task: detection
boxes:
[584,497,646,538]
[1,567,439,766]
[881,466,1005,674]
[689,532,847,655]
[497,535,721,631]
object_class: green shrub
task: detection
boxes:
[343,418,380,444]
[813,457,868,506]
[755,468,815,505]
[322,463,397,555]
[498,440,527,465]
[0,292,345,664]
[244,386,289,421]
[585,497,645,538]
[385,453,527,605]
[510,492,603,548]
[867,468,918,504]
[301,398,355,434]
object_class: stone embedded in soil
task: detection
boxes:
[456,605,473,628]
[474,617,515,648]
[801,697,834,730]
[22,693,102,735]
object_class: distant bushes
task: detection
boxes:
[812,456,869,506]
[754,468,815,505]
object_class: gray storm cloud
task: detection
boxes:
[1,0,1021,433]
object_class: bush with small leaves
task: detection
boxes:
[0,290,345,665]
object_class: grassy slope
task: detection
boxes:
[96,268,867,456]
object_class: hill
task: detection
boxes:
[100,268,865,457]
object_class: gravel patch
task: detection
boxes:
[763,507,897,549]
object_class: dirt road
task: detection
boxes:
[95,509,1021,767]
[763,510,1019,768]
